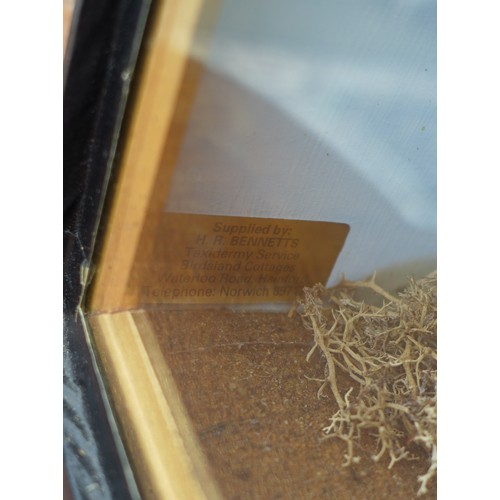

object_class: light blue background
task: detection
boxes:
[166,0,437,285]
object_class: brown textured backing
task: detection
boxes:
[140,309,436,499]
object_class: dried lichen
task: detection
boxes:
[298,273,437,496]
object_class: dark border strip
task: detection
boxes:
[63,0,154,498]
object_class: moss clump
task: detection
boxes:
[298,273,436,496]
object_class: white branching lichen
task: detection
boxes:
[298,273,437,496]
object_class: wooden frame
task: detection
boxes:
[90,0,208,312]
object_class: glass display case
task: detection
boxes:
[64,0,436,498]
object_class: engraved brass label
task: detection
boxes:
[136,214,349,305]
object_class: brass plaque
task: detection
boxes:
[135,213,349,305]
